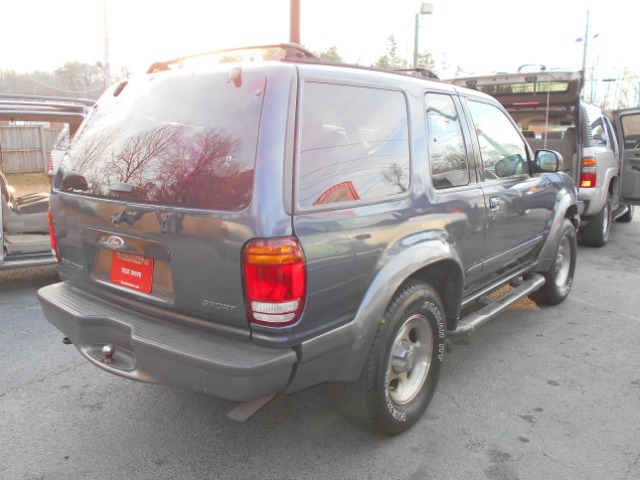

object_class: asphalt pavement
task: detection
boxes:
[1,219,639,480]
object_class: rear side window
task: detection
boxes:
[58,68,266,211]
[297,82,410,208]
[425,93,469,189]
[591,121,608,145]
[592,114,619,155]
[602,117,618,155]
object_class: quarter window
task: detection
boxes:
[603,116,619,155]
[591,119,609,146]
[425,93,469,189]
[467,100,528,180]
[298,82,410,207]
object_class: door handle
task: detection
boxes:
[489,196,500,211]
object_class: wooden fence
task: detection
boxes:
[0,125,63,173]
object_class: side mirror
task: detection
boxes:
[534,149,563,173]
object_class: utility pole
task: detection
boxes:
[290,0,300,44]
[413,4,434,69]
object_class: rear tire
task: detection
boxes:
[340,281,446,436]
[580,193,612,247]
[530,218,576,305]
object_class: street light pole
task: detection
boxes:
[413,14,420,69]
[581,10,589,76]
[103,0,111,87]
[576,10,600,101]
[413,3,434,69]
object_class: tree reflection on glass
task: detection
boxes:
[71,123,251,211]
[146,127,250,210]
[382,163,409,193]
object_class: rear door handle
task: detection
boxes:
[489,196,500,211]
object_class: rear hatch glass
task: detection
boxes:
[58,67,265,210]
[450,71,582,108]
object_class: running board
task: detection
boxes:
[0,254,55,270]
[448,273,545,339]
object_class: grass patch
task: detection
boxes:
[5,172,50,196]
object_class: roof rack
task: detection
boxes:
[0,93,95,107]
[288,56,442,83]
[0,94,94,125]
[518,64,547,72]
[393,68,440,80]
[147,43,317,73]
[144,43,443,85]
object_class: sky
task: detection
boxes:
[2,0,638,81]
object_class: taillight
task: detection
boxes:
[580,157,597,188]
[47,208,60,264]
[47,154,53,173]
[243,237,306,326]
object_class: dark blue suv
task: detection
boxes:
[38,44,580,435]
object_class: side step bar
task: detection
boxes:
[0,254,56,270]
[448,273,545,340]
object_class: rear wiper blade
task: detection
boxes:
[112,207,145,226]
[111,205,183,233]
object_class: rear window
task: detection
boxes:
[475,81,571,96]
[57,68,266,211]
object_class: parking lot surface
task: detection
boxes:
[1,219,639,480]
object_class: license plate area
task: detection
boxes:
[110,252,153,294]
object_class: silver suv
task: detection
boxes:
[450,69,637,246]
[39,44,586,435]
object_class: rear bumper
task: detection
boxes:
[37,282,297,402]
[578,186,603,217]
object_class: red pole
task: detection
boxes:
[290,0,300,44]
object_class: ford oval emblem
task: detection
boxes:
[106,235,125,249]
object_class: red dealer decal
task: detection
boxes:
[110,252,153,294]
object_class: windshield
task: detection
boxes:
[57,68,266,211]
